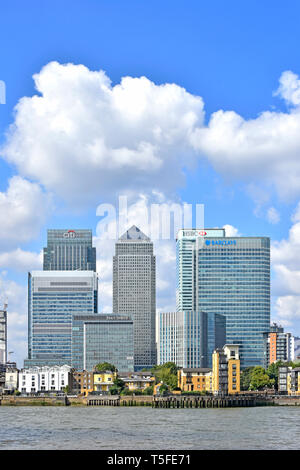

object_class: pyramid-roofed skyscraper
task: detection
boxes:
[113,225,156,370]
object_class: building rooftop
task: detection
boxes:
[119,225,150,241]
[181,368,212,373]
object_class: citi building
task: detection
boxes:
[43,229,96,272]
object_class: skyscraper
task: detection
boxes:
[25,228,99,368]
[157,310,226,368]
[176,228,270,369]
[25,271,98,367]
[113,225,156,370]
[0,305,7,366]
[43,229,96,272]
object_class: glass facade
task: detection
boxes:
[71,313,134,372]
[176,230,270,369]
[157,311,226,368]
[26,271,98,367]
[113,226,156,370]
[83,317,134,372]
[0,308,7,365]
[43,229,96,272]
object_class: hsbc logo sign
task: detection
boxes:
[63,230,77,238]
[182,230,207,237]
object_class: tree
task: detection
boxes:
[151,362,178,390]
[63,385,70,394]
[240,367,254,391]
[143,385,154,395]
[109,376,125,395]
[249,366,274,390]
[266,360,298,390]
[94,362,117,373]
[266,361,284,390]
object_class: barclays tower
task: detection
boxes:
[176,228,270,369]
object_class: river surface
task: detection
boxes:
[0,406,299,450]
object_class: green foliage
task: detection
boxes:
[266,360,298,390]
[120,389,143,396]
[240,367,254,391]
[249,366,275,391]
[113,377,125,389]
[241,365,279,391]
[156,383,169,395]
[94,362,117,372]
[143,385,154,395]
[266,361,284,389]
[109,376,125,395]
[151,362,178,390]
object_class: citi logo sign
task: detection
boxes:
[0,80,5,104]
[63,230,76,238]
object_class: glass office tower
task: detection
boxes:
[25,271,98,367]
[176,229,270,369]
[0,306,7,365]
[43,229,96,272]
[113,225,156,370]
[157,310,226,368]
[71,313,134,371]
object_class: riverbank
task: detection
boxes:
[1,394,300,407]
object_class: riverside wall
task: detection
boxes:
[1,394,300,407]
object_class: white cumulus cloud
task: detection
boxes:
[267,207,280,224]
[2,61,204,204]
[0,176,52,249]
[0,248,42,272]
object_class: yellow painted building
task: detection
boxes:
[119,372,155,391]
[177,368,212,392]
[287,368,300,396]
[72,371,94,396]
[93,371,117,392]
[178,345,241,395]
[212,344,240,395]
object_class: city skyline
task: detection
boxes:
[1,222,299,368]
[2,1,300,369]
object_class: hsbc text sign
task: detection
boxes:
[178,229,225,239]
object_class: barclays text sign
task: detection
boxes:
[205,240,236,246]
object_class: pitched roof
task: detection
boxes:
[119,225,150,241]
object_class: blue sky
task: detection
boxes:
[1,0,300,365]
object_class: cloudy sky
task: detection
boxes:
[1,0,300,366]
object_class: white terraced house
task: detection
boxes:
[18,365,72,394]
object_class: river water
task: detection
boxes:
[0,406,299,450]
